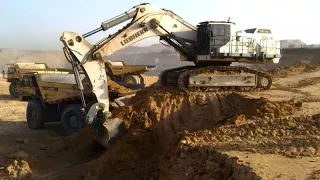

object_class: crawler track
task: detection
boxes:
[160,65,272,93]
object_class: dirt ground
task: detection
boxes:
[0,61,320,180]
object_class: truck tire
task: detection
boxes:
[61,104,85,135]
[138,74,147,85]
[123,75,140,84]
[9,81,19,98]
[26,100,45,129]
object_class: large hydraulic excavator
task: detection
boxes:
[60,3,281,147]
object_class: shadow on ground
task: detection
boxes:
[0,94,18,101]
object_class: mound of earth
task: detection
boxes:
[113,86,303,131]
[269,60,320,78]
[107,77,133,93]
[38,85,306,180]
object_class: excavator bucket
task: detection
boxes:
[93,117,126,148]
[85,94,133,148]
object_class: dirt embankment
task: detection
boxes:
[114,86,303,129]
[41,85,310,180]
[268,60,320,78]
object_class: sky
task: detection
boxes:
[0,0,319,50]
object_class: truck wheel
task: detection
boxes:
[138,74,147,85]
[61,104,85,135]
[9,81,19,98]
[123,75,140,84]
[26,100,45,129]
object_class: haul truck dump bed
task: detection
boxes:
[3,63,73,98]
[105,60,156,85]
[5,61,156,98]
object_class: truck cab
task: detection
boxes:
[7,66,15,80]
[2,64,15,81]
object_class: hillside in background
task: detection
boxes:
[106,44,193,75]
[1,43,320,76]
[0,48,67,70]
[281,39,320,48]
[281,39,305,48]
[0,44,191,76]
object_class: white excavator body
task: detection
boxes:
[60,3,282,147]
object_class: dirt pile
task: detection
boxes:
[107,77,133,93]
[268,60,320,78]
[49,86,306,179]
[113,86,303,131]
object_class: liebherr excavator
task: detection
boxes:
[60,3,281,147]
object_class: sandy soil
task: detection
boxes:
[0,61,320,180]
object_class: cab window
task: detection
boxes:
[244,28,257,33]
[7,68,14,74]
[257,29,271,34]
[22,76,31,86]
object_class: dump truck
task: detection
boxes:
[3,63,73,98]
[4,61,156,98]
[105,60,156,85]
[19,71,136,135]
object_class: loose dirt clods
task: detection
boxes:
[3,160,32,179]
[181,114,320,157]
[310,170,320,179]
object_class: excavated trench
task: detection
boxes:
[38,84,308,180]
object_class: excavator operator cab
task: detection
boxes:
[196,21,234,56]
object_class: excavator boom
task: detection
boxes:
[80,3,197,61]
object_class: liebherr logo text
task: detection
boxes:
[120,27,148,46]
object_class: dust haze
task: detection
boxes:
[2,44,320,75]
